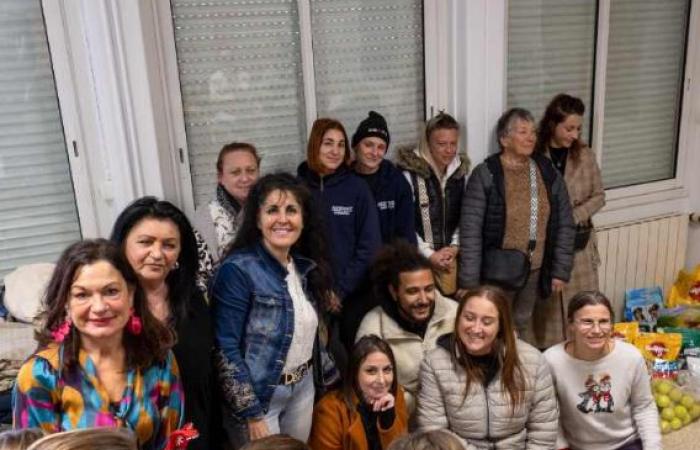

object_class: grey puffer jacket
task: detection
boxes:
[458,153,575,298]
[415,337,558,450]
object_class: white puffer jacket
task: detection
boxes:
[415,337,558,449]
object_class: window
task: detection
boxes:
[0,0,81,280]
[170,0,425,208]
[507,0,597,143]
[507,0,690,189]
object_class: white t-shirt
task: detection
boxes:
[543,341,661,450]
[283,260,318,372]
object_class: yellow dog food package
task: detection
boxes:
[636,332,682,361]
[613,322,640,343]
[668,265,700,307]
[635,332,683,379]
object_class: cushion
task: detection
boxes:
[3,263,54,323]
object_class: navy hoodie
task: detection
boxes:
[354,159,417,246]
[297,162,382,300]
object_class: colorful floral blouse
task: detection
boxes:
[13,344,184,450]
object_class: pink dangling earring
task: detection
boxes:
[127,308,142,335]
[51,318,72,343]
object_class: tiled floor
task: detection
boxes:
[662,419,700,449]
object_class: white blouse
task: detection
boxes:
[283,260,318,372]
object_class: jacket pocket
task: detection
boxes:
[247,294,285,336]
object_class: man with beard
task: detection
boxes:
[355,241,457,415]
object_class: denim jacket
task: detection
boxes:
[210,242,339,420]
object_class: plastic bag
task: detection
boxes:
[657,305,700,329]
[635,332,683,379]
[625,286,663,331]
[668,265,700,307]
[613,322,639,343]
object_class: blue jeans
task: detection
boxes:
[223,372,315,449]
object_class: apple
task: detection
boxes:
[674,405,689,419]
[682,414,692,425]
[657,381,673,395]
[671,417,683,430]
[656,394,672,408]
[661,407,676,421]
[681,395,695,409]
[670,388,683,403]
[690,404,700,420]
[661,420,672,434]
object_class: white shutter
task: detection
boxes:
[0,1,81,280]
[309,0,424,155]
[171,0,308,208]
[507,0,597,142]
[601,0,689,188]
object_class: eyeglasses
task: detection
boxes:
[574,318,612,331]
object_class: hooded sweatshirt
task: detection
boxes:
[354,159,417,246]
[297,162,382,299]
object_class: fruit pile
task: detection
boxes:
[652,379,700,433]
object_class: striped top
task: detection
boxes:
[13,344,184,450]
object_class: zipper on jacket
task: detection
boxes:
[441,187,447,247]
[484,384,492,448]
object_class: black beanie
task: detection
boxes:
[352,111,390,149]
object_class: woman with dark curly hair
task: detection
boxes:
[533,94,605,348]
[111,197,215,450]
[12,239,182,450]
[211,173,339,448]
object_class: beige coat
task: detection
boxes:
[415,340,558,450]
[355,293,457,414]
[533,146,605,348]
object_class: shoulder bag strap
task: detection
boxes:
[416,176,434,247]
[528,159,538,257]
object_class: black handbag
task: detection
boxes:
[480,159,539,292]
[574,221,593,251]
[481,248,531,291]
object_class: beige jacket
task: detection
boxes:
[416,339,558,449]
[355,293,457,414]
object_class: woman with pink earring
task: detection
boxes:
[111,197,217,450]
[13,239,183,450]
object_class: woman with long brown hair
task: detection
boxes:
[12,239,182,450]
[309,335,408,450]
[415,285,557,449]
[533,94,605,348]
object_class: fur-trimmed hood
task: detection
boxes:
[395,145,470,180]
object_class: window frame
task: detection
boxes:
[503,0,698,227]
[38,0,99,237]
[157,0,441,217]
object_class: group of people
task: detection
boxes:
[5,93,661,450]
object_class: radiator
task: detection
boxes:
[596,213,689,318]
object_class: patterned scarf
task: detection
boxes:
[209,185,244,253]
[216,184,241,217]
